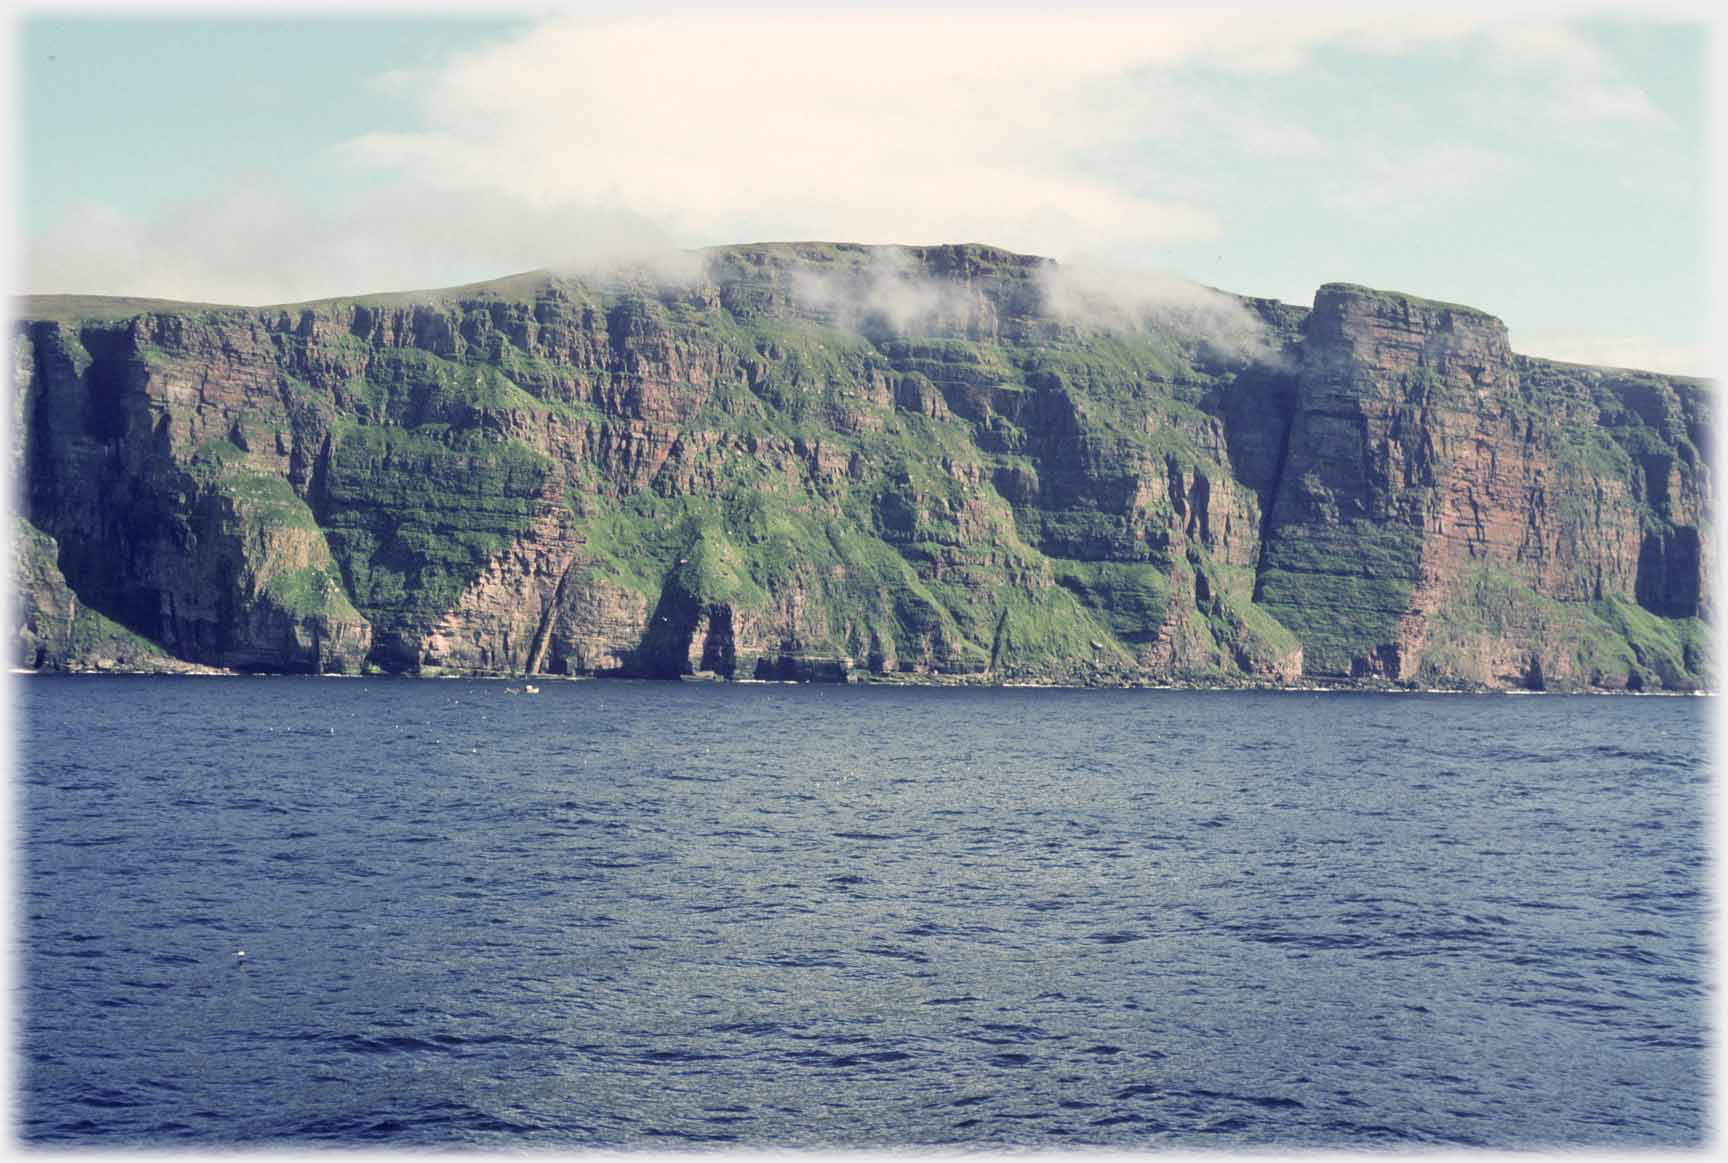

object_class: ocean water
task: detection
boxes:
[15,676,1710,1148]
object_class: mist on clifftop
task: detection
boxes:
[549,243,1281,364]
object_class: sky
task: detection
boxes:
[11,2,1720,376]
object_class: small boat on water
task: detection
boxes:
[505,683,542,695]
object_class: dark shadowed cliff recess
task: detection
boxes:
[9,243,1712,690]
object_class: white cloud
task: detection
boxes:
[340,10,1246,256]
[337,6,1560,260]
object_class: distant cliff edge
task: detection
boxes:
[10,243,1711,690]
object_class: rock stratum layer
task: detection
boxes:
[10,243,1712,690]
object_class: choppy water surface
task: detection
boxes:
[18,677,1710,1147]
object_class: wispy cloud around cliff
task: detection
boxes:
[780,248,1001,335]
[1036,266,1280,363]
[738,246,1279,362]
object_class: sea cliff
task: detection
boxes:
[10,243,1711,690]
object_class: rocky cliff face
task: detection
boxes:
[1258,284,1711,690]
[9,243,1711,689]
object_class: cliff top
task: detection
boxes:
[701,240,1047,269]
[1314,282,1503,322]
[1518,353,1711,388]
[10,249,1706,384]
[16,251,1487,327]
[16,292,247,324]
[14,242,1051,324]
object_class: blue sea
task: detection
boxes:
[16,677,1711,1147]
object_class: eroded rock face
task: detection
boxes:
[9,244,1711,689]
